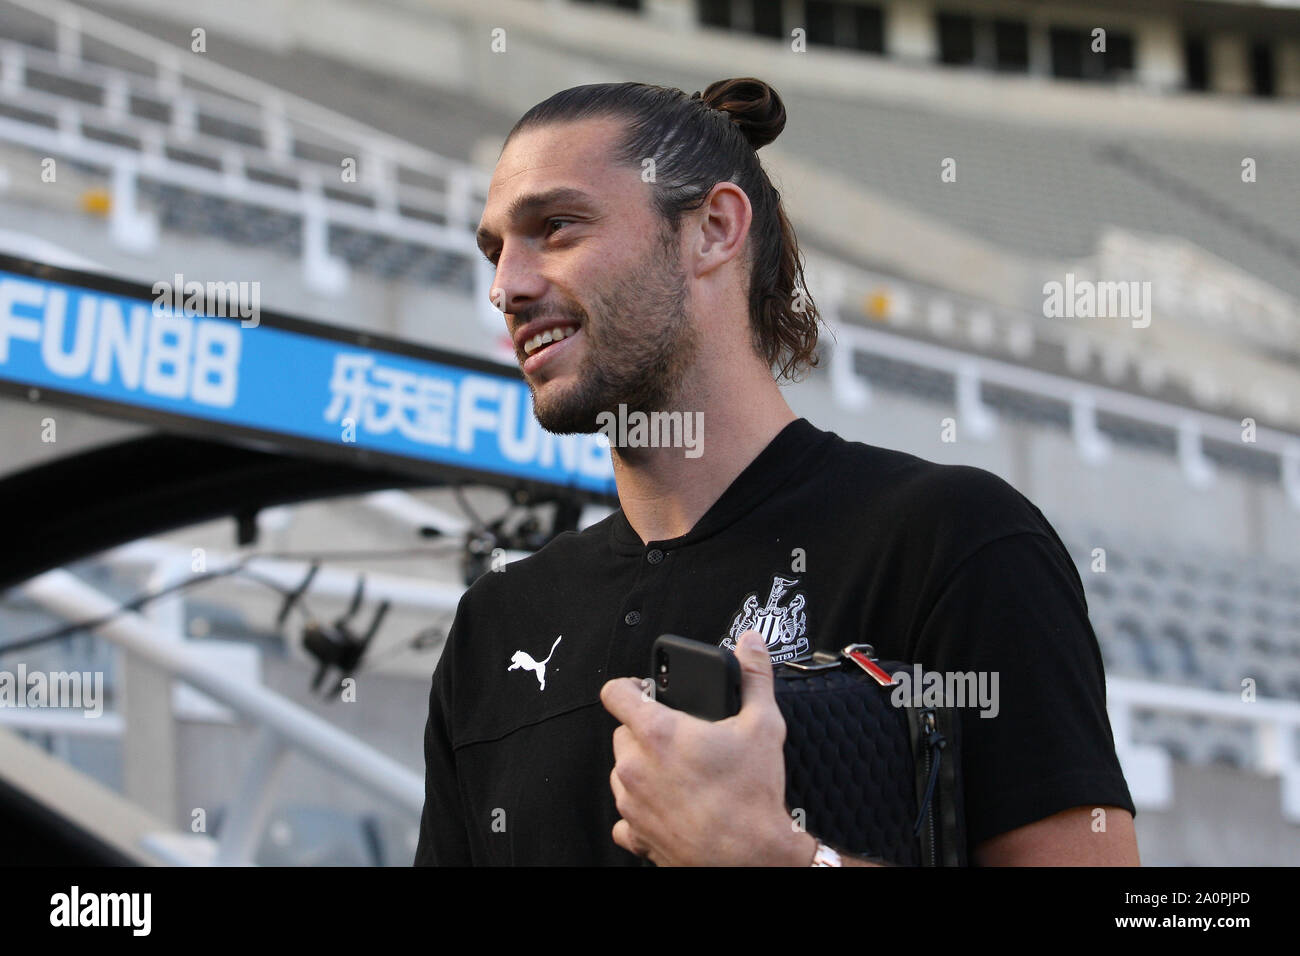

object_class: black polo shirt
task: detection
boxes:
[414,417,1135,865]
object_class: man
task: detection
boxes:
[415,78,1138,866]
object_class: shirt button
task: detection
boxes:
[624,610,642,626]
[646,549,664,565]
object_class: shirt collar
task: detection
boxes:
[608,417,829,555]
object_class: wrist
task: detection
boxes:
[777,827,819,867]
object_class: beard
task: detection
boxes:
[521,224,700,434]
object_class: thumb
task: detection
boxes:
[735,629,775,708]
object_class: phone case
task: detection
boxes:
[651,634,741,721]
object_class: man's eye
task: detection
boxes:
[484,219,572,265]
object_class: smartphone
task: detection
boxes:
[650,634,741,721]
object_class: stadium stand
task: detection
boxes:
[1,0,1298,865]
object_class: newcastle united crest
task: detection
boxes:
[720,575,810,664]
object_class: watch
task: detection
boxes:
[810,841,842,867]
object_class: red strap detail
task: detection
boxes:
[845,649,897,686]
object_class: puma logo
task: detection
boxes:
[507,635,562,691]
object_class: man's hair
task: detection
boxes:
[504,78,822,382]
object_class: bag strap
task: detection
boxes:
[904,703,967,866]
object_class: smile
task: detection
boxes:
[523,325,578,356]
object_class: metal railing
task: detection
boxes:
[0,0,495,327]
[1107,676,1300,823]
[824,316,1300,508]
[16,565,428,865]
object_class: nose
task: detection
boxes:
[487,242,548,319]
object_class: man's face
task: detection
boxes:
[476,117,699,434]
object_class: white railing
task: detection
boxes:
[1107,676,1300,823]
[15,566,430,865]
[104,538,466,615]
[0,0,498,330]
[825,317,1300,508]
[3,42,471,225]
[5,0,472,176]
[2,492,498,864]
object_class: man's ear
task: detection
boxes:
[688,181,752,280]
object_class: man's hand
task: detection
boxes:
[599,629,816,866]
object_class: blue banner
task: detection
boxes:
[0,266,616,496]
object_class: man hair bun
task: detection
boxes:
[695,78,786,151]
